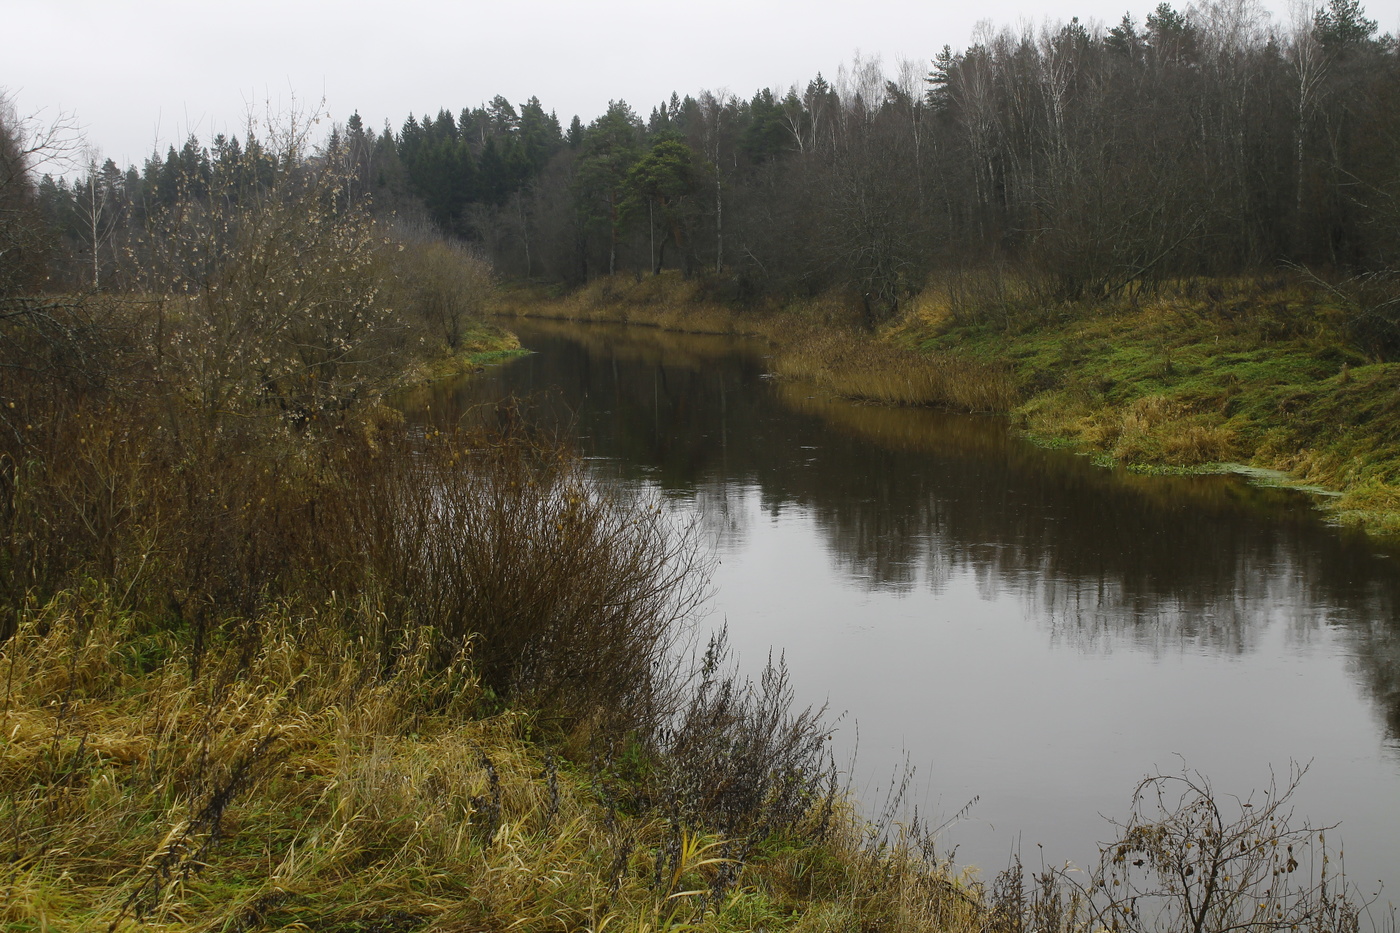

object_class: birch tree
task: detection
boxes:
[698,90,733,273]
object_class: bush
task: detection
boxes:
[989,765,1371,933]
[344,420,710,733]
[1336,272,1400,362]
[389,228,495,350]
[656,630,836,842]
[129,118,406,425]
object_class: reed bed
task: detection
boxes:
[492,273,760,337]
[772,326,1019,412]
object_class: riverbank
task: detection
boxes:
[11,587,1369,932]
[5,310,1378,931]
[911,277,1400,535]
[4,590,981,932]
[492,274,1400,536]
[0,296,983,932]
[402,323,527,383]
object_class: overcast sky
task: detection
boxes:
[8,0,1400,174]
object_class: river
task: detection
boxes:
[407,317,1400,903]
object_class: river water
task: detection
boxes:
[410,317,1400,902]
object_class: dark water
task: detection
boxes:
[409,318,1400,900]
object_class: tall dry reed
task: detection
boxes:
[774,326,1020,412]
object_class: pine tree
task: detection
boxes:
[1314,0,1378,53]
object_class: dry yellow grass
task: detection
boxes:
[0,592,988,933]
[773,327,1018,412]
[1020,393,1240,467]
[492,273,762,337]
[492,276,1018,412]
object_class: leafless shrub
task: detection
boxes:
[653,629,836,844]
[125,118,407,427]
[388,225,495,350]
[1330,272,1400,362]
[943,263,1031,329]
[1015,764,1375,933]
[343,420,709,733]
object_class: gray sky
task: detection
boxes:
[8,0,1400,174]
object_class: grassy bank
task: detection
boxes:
[0,282,981,930]
[6,583,1368,933]
[404,323,527,383]
[909,277,1400,535]
[492,279,1019,413]
[493,273,1400,535]
[3,589,986,933]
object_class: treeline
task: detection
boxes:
[27,0,1400,331]
[360,0,1398,320]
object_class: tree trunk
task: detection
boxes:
[715,161,723,274]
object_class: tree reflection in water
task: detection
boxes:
[411,318,1400,890]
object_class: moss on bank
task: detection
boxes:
[405,324,527,383]
[911,279,1400,534]
[491,273,1400,536]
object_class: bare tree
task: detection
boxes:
[893,58,930,210]
[1287,2,1329,252]
[73,150,121,291]
[0,89,79,298]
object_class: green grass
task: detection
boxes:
[903,280,1400,533]
[407,325,527,381]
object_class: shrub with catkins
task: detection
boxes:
[127,115,405,425]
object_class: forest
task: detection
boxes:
[26,0,1400,339]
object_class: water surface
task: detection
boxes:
[411,318,1400,900]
